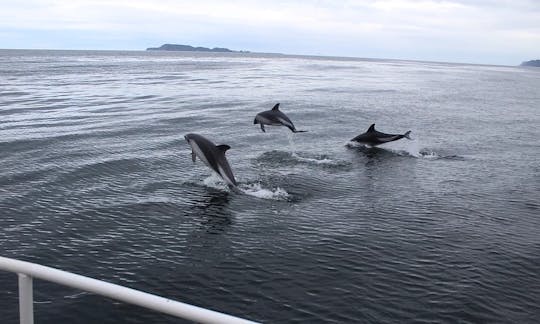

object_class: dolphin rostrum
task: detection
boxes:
[184,133,238,189]
[253,103,307,133]
[351,124,412,146]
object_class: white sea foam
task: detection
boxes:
[347,139,441,159]
[240,183,290,200]
[392,140,441,159]
[345,140,364,148]
[389,140,422,157]
[202,174,228,190]
[203,175,290,200]
[418,150,440,159]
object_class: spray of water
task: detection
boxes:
[202,173,228,190]
[394,140,440,159]
[202,174,290,200]
[287,132,297,153]
[287,132,342,165]
[239,183,290,200]
[346,139,440,159]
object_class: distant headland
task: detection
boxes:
[520,60,540,67]
[146,44,248,53]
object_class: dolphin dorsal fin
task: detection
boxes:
[272,103,280,111]
[216,144,231,153]
[367,124,376,132]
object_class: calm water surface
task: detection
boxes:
[1,49,539,323]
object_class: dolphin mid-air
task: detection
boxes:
[351,124,412,146]
[184,133,238,189]
[254,103,307,133]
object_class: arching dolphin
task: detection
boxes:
[184,133,238,189]
[253,103,307,133]
[351,124,411,146]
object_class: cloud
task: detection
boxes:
[0,0,538,64]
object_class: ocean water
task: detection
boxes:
[1,49,539,323]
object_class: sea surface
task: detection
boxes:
[1,49,539,323]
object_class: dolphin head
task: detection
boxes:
[253,116,259,124]
[184,133,195,142]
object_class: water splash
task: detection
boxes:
[202,174,290,200]
[287,132,297,153]
[272,131,340,165]
[392,139,423,157]
[239,183,290,200]
[392,140,447,159]
[346,140,442,159]
[417,149,440,159]
[202,174,228,190]
[345,141,364,148]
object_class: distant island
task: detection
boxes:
[146,44,247,53]
[520,60,540,67]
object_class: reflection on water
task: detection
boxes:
[191,190,233,235]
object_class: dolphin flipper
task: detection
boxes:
[260,123,266,132]
[191,150,196,162]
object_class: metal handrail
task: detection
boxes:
[0,256,259,324]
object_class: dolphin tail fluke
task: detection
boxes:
[404,131,412,140]
[288,124,307,133]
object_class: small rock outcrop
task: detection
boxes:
[146,44,234,52]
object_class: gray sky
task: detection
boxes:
[1,0,539,65]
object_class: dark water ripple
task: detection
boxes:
[1,50,540,323]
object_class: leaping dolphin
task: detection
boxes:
[351,124,412,146]
[254,103,307,133]
[184,133,238,189]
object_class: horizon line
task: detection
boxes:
[0,47,523,68]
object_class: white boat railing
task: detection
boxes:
[0,256,259,324]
